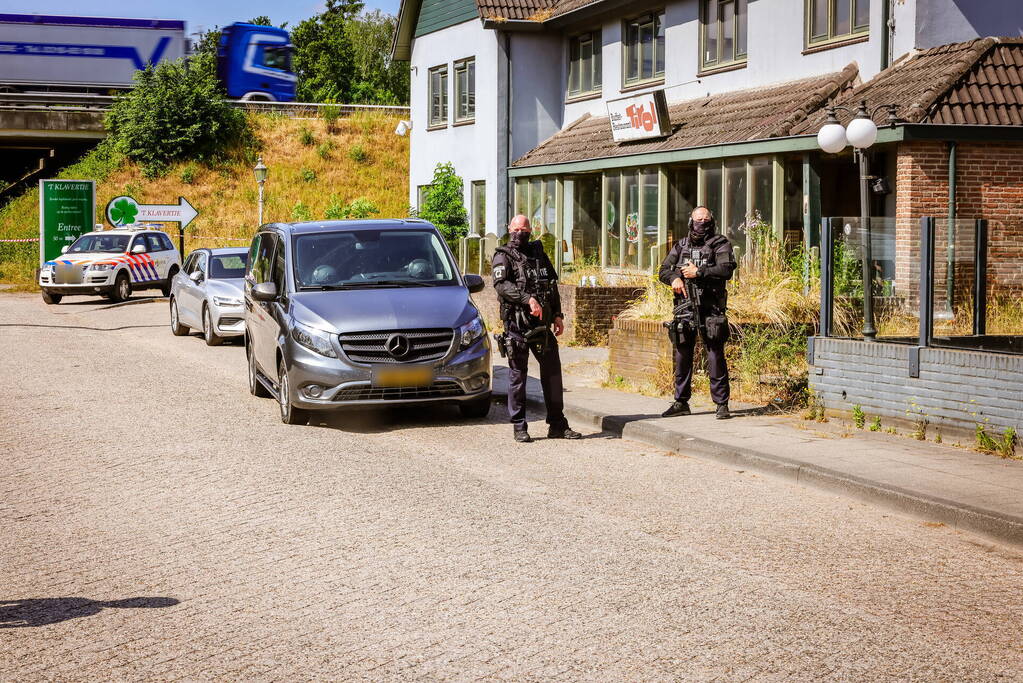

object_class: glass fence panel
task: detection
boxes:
[985,220,1023,341]
[871,216,918,343]
[829,217,865,339]
[464,236,482,275]
[930,218,976,344]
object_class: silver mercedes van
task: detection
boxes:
[243,219,492,425]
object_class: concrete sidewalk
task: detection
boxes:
[493,346,1023,548]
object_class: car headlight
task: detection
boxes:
[44,264,56,274]
[212,295,243,307]
[88,263,114,271]
[458,316,485,349]
[290,320,338,358]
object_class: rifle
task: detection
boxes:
[663,259,703,347]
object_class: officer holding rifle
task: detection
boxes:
[492,215,582,443]
[658,206,736,420]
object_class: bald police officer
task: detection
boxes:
[493,215,582,443]
[659,206,736,420]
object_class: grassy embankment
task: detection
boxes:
[0,113,408,287]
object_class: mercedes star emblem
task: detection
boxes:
[385,333,411,359]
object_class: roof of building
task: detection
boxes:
[474,0,605,21]
[512,65,859,168]
[793,37,1023,131]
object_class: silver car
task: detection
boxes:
[244,220,492,425]
[169,247,248,345]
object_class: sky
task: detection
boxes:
[3,1,401,38]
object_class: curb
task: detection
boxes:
[501,378,1023,549]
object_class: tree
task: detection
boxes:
[291,0,364,103]
[105,56,249,172]
[419,163,469,241]
[345,10,410,105]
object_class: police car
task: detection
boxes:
[39,225,182,304]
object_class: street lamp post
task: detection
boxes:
[253,156,268,227]
[817,101,899,340]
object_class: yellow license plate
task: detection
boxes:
[372,365,434,388]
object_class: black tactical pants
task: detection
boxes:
[673,326,730,405]
[506,332,567,432]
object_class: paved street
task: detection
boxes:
[2,293,1022,681]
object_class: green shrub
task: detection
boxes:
[300,167,317,183]
[869,415,882,432]
[180,162,199,185]
[852,404,865,429]
[324,195,379,220]
[316,141,336,160]
[291,201,312,222]
[105,55,249,170]
[299,127,315,146]
[348,143,369,163]
[321,104,342,132]
[976,424,1018,458]
[418,162,468,241]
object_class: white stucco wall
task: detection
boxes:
[409,20,500,234]
[509,32,565,161]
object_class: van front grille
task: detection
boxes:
[338,328,454,364]
[333,381,465,402]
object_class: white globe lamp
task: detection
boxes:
[817,122,848,154]
[846,115,878,149]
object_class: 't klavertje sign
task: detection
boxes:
[38,179,96,265]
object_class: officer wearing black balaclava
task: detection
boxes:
[492,215,581,443]
[658,206,736,419]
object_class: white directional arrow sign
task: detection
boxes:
[106,195,199,228]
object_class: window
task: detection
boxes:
[807,0,869,46]
[158,233,175,251]
[623,11,665,86]
[210,253,248,279]
[182,251,199,274]
[272,238,286,293]
[145,233,165,252]
[250,233,276,284]
[701,0,747,71]
[428,65,448,127]
[195,251,209,275]
[454,58,475,122]
[292,230,457,288]
[417,185,433,210]
[130,235,148,253]
[261,45,292,71]
[568,31,602,97]
[247,235,261,279]
[471,181,486,235]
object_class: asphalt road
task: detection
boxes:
[2,293,1022,681]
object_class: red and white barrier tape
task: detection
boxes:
[0,237,40,243]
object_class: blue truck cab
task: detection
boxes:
[216,23,296,102]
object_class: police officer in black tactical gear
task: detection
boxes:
[658,206,736,420]
[492,215,582,443]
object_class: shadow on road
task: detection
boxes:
[0,597,179,628]
[307,403,503,434]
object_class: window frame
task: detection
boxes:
[805,0,869,50]
[699,0,748,73]
[427,64,449,129]
[622,10,666,89]
[453,57,475,124]
[567,30,602,100]
[470,180,486,236]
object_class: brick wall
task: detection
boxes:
[895,140,1023,304]
[810,337,1023,438]
[609,319,675,386]
[473,277,641,345]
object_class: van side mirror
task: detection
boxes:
[464,274,485,294]
[131,244,146,254]
[251,281,277,302]
[60,245,69,254]
[189,270,203,283]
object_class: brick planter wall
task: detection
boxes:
[810,337,1023,438]
[473,277,641,345]
[608,319,674,387]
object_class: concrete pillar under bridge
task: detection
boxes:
[0,109,105,206]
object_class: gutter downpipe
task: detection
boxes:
[881,0,892,70]
[497,31,512,233]
[946,141,957,316]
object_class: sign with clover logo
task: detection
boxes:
[106,196,140,226]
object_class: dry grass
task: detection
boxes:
[0,112,409,285]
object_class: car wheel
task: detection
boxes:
[202,305,223,346]
[247,341,271,398]
[169,298,189,336]
[459,393,492,419]
[110,272,131,303]
[278,357,309,425]
[160,267,178,297]
[41,290,62,305]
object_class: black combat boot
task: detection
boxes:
[661,401,691,418]
[547,426,582,439]
[514,427,532,443]
[715,403,731,420]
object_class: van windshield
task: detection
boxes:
[293,229,458,290]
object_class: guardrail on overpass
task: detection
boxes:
[0,93,410,118]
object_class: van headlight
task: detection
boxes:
[290,321,338,358]
[458,316,484,349]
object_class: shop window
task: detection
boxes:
[724,159,748,255]
[454,58,475,123]
[471,180,485,235]
[623,11,665,87]
[641,169,659,269]
[701,0,747,71]
[565,175,601,267]
[668,166,698,246]
[568,31,602,98]
[701,164,723,224]
[604,173,621,268]
[428,65,448,127]
[751,157,773,225]
[528,178,542,228]
[514,179,528,217]
[623,172,639,269]
[807,0,869,47]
